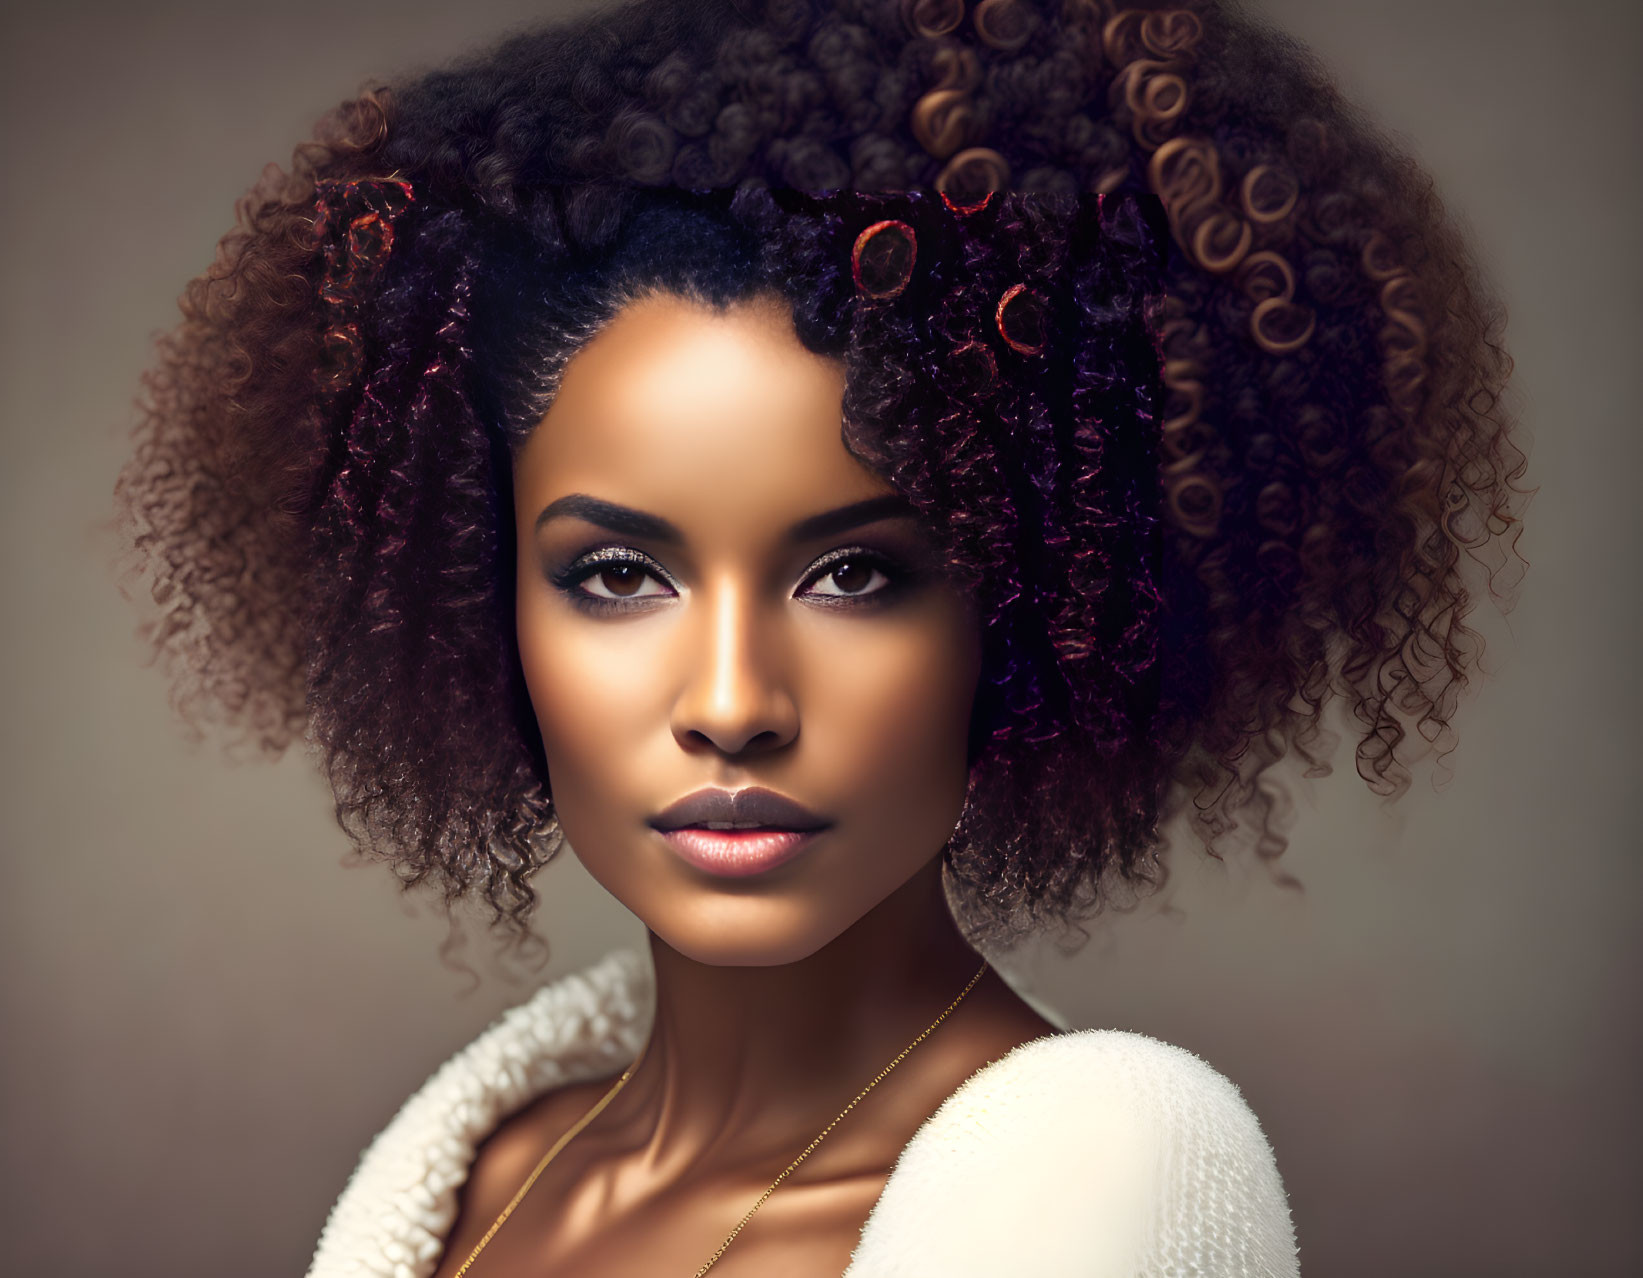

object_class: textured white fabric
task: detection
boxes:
[847,1026,1299,1277]
[306,950,1298,1278]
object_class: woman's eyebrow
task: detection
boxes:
[533,493,918,543]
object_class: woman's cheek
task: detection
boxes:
[517,596,632,823]
[810,620,978,821]
[531,679,659,823]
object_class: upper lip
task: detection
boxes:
[649,787,831,832]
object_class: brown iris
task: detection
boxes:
[601,565,646,596]
[828,558,874,594]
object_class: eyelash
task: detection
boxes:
[548,545,912,618]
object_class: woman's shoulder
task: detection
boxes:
[305,950,651,1278]
[311,957,1299,1277]
[846,1028,1299,1278]
[913,1027,1282,1157]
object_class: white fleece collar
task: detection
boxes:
[305,949,1298,1278]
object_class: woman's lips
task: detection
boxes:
[659,827,822,877]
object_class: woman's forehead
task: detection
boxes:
[515,292,893,533]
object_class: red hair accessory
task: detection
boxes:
[940,188,995,217]
[312,177,415,392]
[996,283,1047,355]
[313,177,415,308]
[851,219,918,300]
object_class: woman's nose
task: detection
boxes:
[669,578,799,758]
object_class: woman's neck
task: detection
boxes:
[606,858,998,1175]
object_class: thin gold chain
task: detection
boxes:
[453,958,989,1277]
[690,958,988,1276]
[450,1036,649,1278]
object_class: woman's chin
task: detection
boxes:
[639,906,857,968]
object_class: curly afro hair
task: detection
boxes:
[114,0,1528,950]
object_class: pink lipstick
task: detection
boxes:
[649,786,831,878]
[658,827,822,877]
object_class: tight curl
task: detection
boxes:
[115,0,1529,950]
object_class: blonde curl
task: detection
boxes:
[1165,471,1223,538]
[1240,164,1299,225]
[911,88,979,159]
[1237,250,1295,304]
[1090,165,1130,195]
[1138,70,1188,125]
[929,43,982,94]
[1101,10,1149,67]
[1114,59,1190,150]
[1161,358,1205,437]
[902,0,966,39]
[936,146,1012,204]
[1140,10,1204,60]
[1250,297,1316,355]
[1148,135,1221,215]
[1190,207,1253,274]
[973,0,1034,53]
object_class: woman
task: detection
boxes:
[113,0,1526,1273]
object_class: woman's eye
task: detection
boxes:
[550,550,675,614]
[551,547,907,614]
[574,562,671,601]
[800,552,897,602]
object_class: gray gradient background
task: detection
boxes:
[2,1,1638,1274]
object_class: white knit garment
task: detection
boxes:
[306,950,1298,1278]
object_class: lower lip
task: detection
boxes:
[658,828,824,877]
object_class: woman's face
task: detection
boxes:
[513,290,983,966]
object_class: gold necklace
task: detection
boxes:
[452,958,989,1277]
